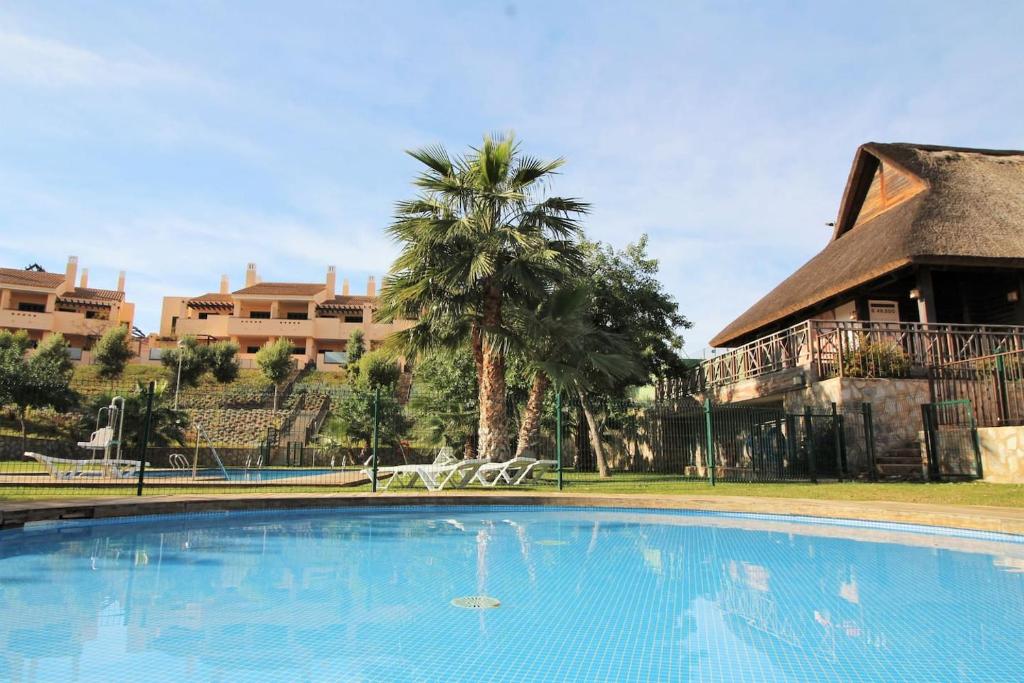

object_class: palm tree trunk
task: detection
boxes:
[577,389,609,478]
[515,374,549,457]
[477,285,508,462]
[19,407,28,457]
[471,323,484,392]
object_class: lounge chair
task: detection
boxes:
[510,459,559,486]
[363,446,458,488]
[473,456,537,487]
[24,451,145,480]
[377,459,487,491]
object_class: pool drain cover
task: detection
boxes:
[451,595,501,609]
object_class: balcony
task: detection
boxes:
[695,319,1024,392]
[227,317,314,338]
[176,315,230,337]
[0,309,54,332]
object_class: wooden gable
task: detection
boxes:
[834,149,925,239]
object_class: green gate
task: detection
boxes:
[921,400,983,480]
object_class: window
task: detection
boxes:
[198,312,209,320]
[323,351,348,365]
[85,310,97,319]
[170,316,178,333]
[286,312,308,320]
[291,347,305,355]
[250,311,270,319]
[247,346,261,354]
[17,302,45,313]
[344,314,363,323]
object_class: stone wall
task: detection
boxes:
[783,377,931,473]
[977,426,1024,484]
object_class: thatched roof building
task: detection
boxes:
[712,143,1024,347]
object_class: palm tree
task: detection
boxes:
[379,133,588,461]
[508,286,642,475]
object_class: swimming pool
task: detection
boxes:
[1,506,1022,682]
[144,467,337,482]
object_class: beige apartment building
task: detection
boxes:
[0,256,135,359]
[159,263,410,370]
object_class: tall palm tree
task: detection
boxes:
[379,133,587,461]
[508,285,642,475]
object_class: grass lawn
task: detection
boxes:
[1,472,1023,507]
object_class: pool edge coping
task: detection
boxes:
[4,492,1024,537]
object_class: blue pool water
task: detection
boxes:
[144,467,335,481]
[1,506,1023,682]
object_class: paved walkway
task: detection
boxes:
[4,491,1024,535]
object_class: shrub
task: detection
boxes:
[208,341,241,383]
[92,325,133,379]
[842,338,910,378]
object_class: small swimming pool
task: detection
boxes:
[144,467,337,482]
[1,506,1023,682]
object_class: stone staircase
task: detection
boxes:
[875,445,925,480]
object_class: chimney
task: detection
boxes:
[65,256,78,289]
[245,263,258,287]
[116,271,126,293]
[325,265,336,298]
[342,278,350,296]
[219,274,230,294]
[367,275,376,297]
[79,268,89,288]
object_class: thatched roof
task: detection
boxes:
[711,142,1024,347]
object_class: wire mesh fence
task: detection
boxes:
[1,375,884,498]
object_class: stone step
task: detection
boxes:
[876,462,925,481]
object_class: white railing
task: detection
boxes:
[697,320,1024,389]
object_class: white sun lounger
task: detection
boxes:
[377,459,488,491]
[24,451,146,480]
[473,456,537,487]
[510,459,559,486]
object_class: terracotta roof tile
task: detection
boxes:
[0,268,65,288]
[233,282,325,296]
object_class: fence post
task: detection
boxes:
[831,402,845,480]
[555,391,563,491]
[862,402,877,481]
[996,352,1010,424]
[371,386,380,493]
[703,398,715,486]
[921,404,939,482]
[136,381,154,497]
[804,406,817,483]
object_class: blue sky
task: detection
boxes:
[1,1,1022,352]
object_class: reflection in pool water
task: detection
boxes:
[1,507,1022,682]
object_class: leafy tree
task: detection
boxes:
[256,338,294,409]
[0,330,31,354]
[380,133,587,460]
[582,236,691,381]
[0,333,75,453]
[208,341,241,383]
[346,328,365,369]
[358,350,400,389]
[79,381,188,448]
[161,335,212,389]
[329,348,406,458]
[92,325,133,379]
[408,347,478,457]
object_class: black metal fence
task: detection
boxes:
[1,375,883,498]
[930,349,1024,427]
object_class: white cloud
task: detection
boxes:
[0,30,199,88]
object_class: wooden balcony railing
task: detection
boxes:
[695,320,1024,390]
